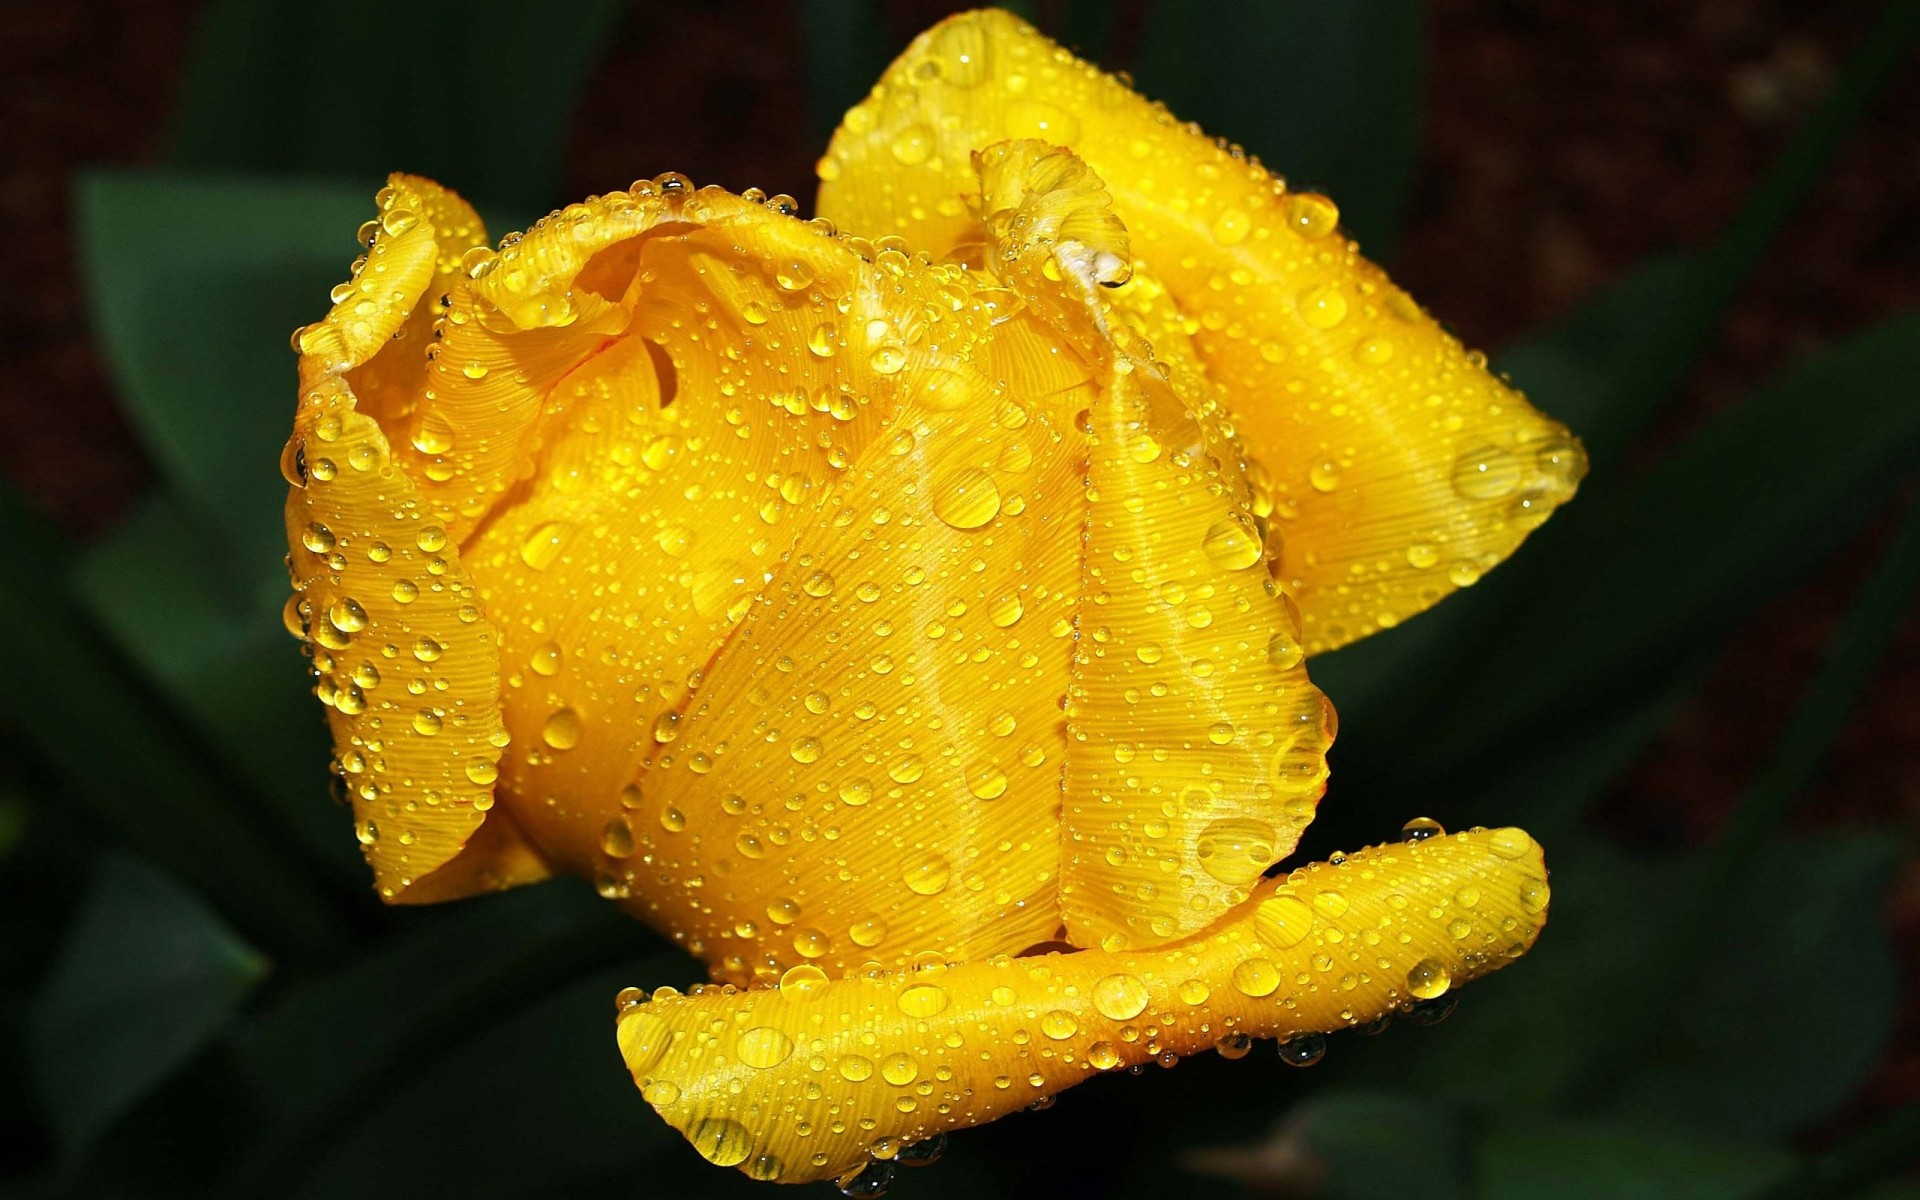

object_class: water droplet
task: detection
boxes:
[1312,890,1349,918]
[519,521,570,570]
[898,984,950,1017]
[465,758,498,786]
[1088,1041,1121,1070]
[1195,818,1277,885]
[1285,192,1340,238]
[1488,827,1534,859]
[412,710,442,736]
[838,1053,875,1082]
[1039,1010,1078,1040]
[880,1053,919,1085]
[1401,816,1445,843]
[1451,445,1521,500]
[1092,973,1150,1021]
[300,522,336,553]
[530,641,563,676]
[1178,979,1211,1006]
[600,816,636,858]
[1202,513,1264,570]
[1278,1033,1326,1068]
[931,467,1001,530]
[889,124,933,164]
[688,1117,753,1167]
[789,736,822,764]
[988,591,1024,627]
[542,707,582,750]
[967,763,1008,800]
[792,928,831,958]
[1215,1032,1253,1060]
[328,596,368,633]
[1232,958,1280,997]
[1308,462,1341,493]
[659,806,687,833]
[1266,630,1304,670]
[1210,207,1250,246]
[1519,877,1550,915]
[735,1026,794,1069]
[902,854,951,896]
[1298,284,1348,329]
[1407,957,1452,1000]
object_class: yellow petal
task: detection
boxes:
[620,826,1549,1184]
[818,10,1586,653]
[602,269,1093,981]
[283,375,517,899]
[962,140,1332,951]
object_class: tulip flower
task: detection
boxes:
[281,8,1581,1188]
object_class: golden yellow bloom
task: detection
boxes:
[281,9,1579,1187]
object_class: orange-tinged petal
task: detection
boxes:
[283,372,520,899]
[620,826,1549,1184]
[962,140,1332,951]
[818,9,1586,653]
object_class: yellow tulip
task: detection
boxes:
[281,9,1580,1187]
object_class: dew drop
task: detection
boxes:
[1195,818,1277,885]
[1091,973,1150,1021]
[542,707,582,750]
[1407,957,1452,1000]
[600,815,636,858]
[931,467,1001,530]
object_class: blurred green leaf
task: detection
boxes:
[1183,1087,1471,1198]
[170,0,630,214]
[1476,1117,1793,1200]
[76,172,374,568]
[292,963,672,1199]
[1135,0,1423,255]
[70,493,353,879]
[1605,834,1902,1139]
[1495,251,1708,449]
[0,484,347,959]
[28,855,267,1155]
[802,0,892,147]
[1298,1089,1472,1200]
[218,883,670,1196]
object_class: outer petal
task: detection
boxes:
[817,10,1586,653]
[968,141,1333,951]
[619,826,1549,1184]
[285,176,549,901]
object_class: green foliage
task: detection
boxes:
[28,856,267,1157]
[7,1,1918,1197]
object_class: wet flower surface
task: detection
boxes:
[281,9,1582,1187]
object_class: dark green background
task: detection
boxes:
[4,1,1918,1196]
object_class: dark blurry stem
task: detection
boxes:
[1754,1099,1920,1200]
[1584,0,1920,467]
[0,484,351,961]
[1584,488,1920,1109]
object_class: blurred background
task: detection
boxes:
[4,1,1919,1196]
